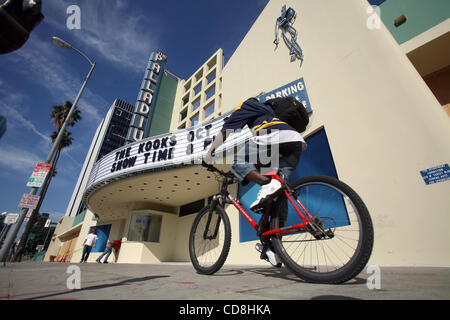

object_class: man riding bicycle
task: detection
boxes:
[203,97,307,267]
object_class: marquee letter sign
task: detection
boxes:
[126,50,168,144]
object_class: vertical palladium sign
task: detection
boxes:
[126,50,168,143]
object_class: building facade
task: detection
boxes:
[48,0,450,267]
[369,0,450,116]
[170,49,224,131]
[96,99,134,161]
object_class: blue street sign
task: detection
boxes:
[258,77,312,113]
[420,164,450,185]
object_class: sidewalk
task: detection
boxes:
[0,262,449,300]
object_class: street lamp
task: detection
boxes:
[51,36,95,65]
[0,36,96,265]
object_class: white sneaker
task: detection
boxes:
[255,243,264,253]
[265,248,282,268]
[250,179,283,211]
[255,243,282,268]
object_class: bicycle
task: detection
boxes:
[189,162,374,284]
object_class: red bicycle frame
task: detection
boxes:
[227,170,314,239]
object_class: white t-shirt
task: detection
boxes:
[251,129,307,151]
[84,233,98,247]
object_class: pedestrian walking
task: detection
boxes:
[80,228,97,263]
[96,239,112,264]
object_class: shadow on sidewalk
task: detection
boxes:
[213,266,367,285]
[27,275,170,300]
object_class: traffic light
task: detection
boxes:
[0,0,44,54]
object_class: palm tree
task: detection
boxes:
[13,102,81,261]
[51,101,82,130]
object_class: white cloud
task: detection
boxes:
[44,0,160,73]
[10,34,105,124]
[0,145,43,173]
[0,102,52,147]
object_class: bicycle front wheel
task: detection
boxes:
[271,175,374,284]
[189,204,231,275]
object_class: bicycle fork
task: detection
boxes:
[203,195,223,240]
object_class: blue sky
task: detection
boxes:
[0,0,268,223]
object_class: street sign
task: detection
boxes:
[420,164,450,185]
[24,210,32,222]
[26,163,52,187]
[258,77,312,114]
[4,213,19,225]
[18,193,40,210]
[44,219,51,228]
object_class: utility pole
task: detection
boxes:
[0,36,95,266]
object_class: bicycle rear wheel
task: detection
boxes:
[189,204,231,275]
[270,175,374,284]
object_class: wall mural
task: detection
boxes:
[274,5,304,64]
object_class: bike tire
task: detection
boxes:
[270,175,374,284]
[189,204,232,275]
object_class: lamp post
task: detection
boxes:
[0,37,96,265]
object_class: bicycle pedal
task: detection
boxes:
[252,206,264,213]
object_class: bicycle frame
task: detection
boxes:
[209,166,314,240]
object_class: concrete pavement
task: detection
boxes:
[0,262,449,301]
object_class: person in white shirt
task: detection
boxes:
[80,229,97,263]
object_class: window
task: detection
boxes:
[195,70,203,83]
[182,95,189,106]
[89,224,111,252]
[194,84,202,97]
[127,213,162,242]
[205,85,215,101]
[204,101,215,119]
[191,113,199,126]
[184,80,191,92]
[206,71,216,84]
[179,199,205,217]
[207,56,217,70]
[192,98,201,111]
[180,108,187,121]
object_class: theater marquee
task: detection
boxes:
[85,113,252,196]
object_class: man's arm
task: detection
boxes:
[203,98,267,164]
[203,128,228,164]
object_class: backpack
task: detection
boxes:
[264,97,309,133]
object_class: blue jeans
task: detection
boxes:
[231,140,302,184]
[81,245,92,262]
[96,247,112,263]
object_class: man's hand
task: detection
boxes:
[203,148,215,164]
[203,128,227,164]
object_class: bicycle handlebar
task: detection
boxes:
[201,160,234,178]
